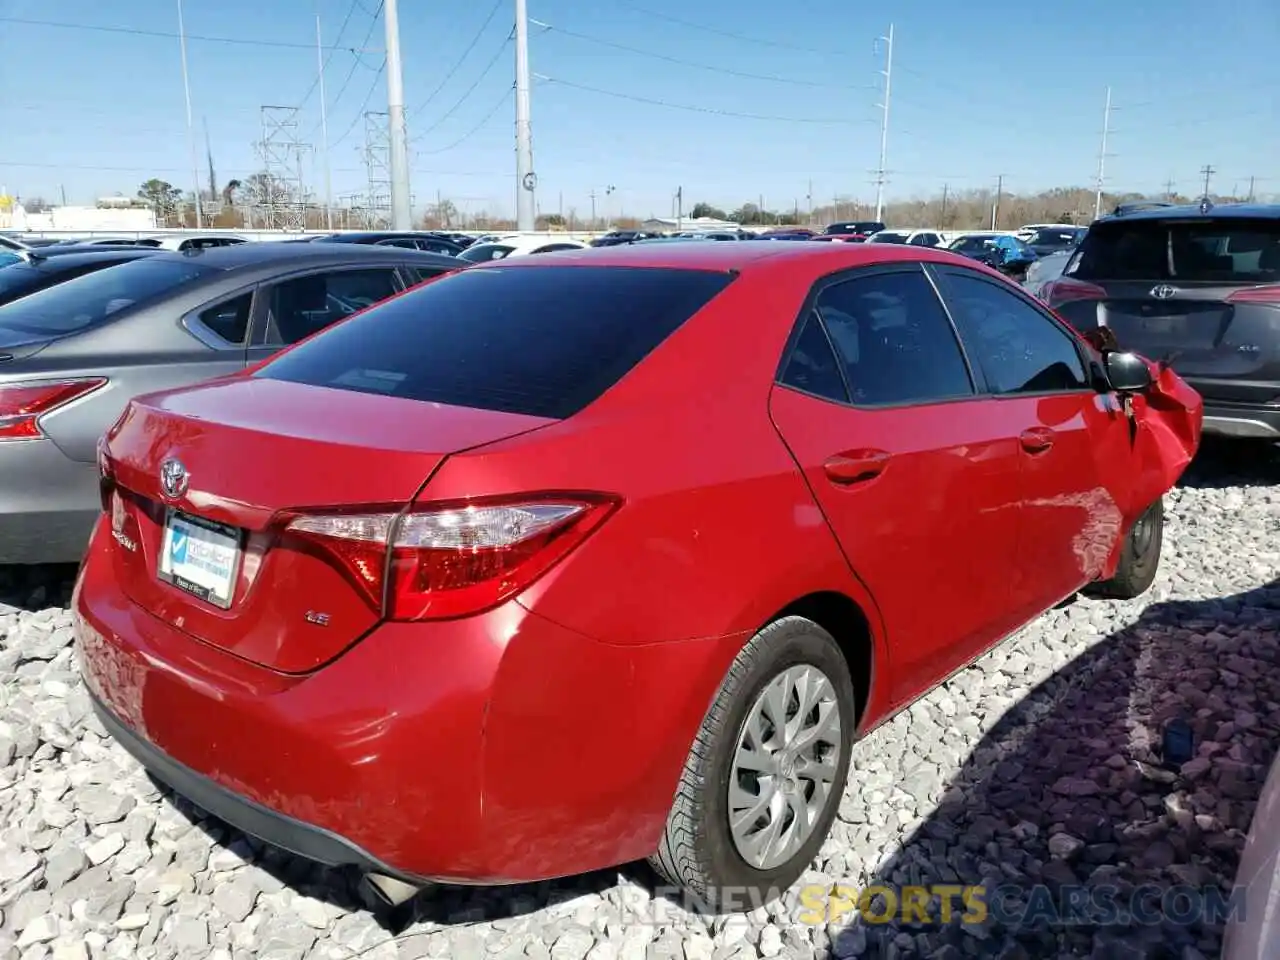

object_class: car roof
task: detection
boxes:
[136,240,460,271]
[473,235,1009,279]
[22,248,162,267]
[1097,202,1280,223]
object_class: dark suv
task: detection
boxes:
[1046,203,1280,441]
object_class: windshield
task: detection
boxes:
[1071,218,1280,283]
[0,257,210,336]
[1028,229,1081,247]
[948,235,997,253]
[458,243,516,263]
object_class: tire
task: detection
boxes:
[649,616,856,911]
[1084,496,1164,600]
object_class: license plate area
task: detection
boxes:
[157,509,244,609]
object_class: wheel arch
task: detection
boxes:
[761,590,880,732]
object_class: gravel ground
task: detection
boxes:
[0,446,1277,960]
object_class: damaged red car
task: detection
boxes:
[74,241,1202,910]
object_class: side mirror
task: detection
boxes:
[1105,351,1153,393]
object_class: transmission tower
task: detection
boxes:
[362,112,393,229]
[254,106,310,230]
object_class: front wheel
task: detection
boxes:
[648,616,856,910]
[1084,497,1164,600]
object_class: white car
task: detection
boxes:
[864,229,944,247]
[457,235,587,263]
[135,233,249,252]
[1222,749,1280,959]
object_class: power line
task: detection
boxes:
[416,88,513,155]
[535,20,871,90]
[0,14,365,51]
[298,0,361,108]
[331,58,389,148]
[407,0,506,124]
[308,1,385,141]
[613,1,841,56]
[408,36,512,144]
[534,75,870,124]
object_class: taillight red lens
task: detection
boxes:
[1226,284,1280,304]
[0,378,108,441]
[284,494,618,621]
[1043,277,1107,305]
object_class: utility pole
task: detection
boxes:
[675,186,683,232]
[1164,178,1176,201]
[1247,175,1256,202]
[316,14,334,230]
[806,179,813,224]
[1200,164,1215,198]
[589,189,596,227]
[1093,86,1112,221]
[382,0,412,229]
[873,23,894,222]
[514,0,536,231]
[176,0,203,228]
[940,183,948,228]
[991,174,1003,230]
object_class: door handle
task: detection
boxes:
[823,449,891,485]
[1020,428,1055,454]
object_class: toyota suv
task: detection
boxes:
[1045,202,1280,441]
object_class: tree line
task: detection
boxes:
[43,177,1266,233]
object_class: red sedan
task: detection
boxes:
[75,241,1202,911]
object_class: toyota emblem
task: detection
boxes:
[1149,284,1178,300]
[160,458,189,500]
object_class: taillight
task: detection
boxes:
[0,378,108,441]
[1226,284,1280,304]
[1043,278,1107,305]
[97,437,114,512]
[284,494,619,621]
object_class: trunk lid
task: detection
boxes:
[102,376,557,673]
[1055,283,1280,404]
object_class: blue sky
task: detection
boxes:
[1,0,1276,219]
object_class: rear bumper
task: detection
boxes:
[0,438,99,563]
[73,521,739,883]
[1199,401,1280,440]
[91,691,424,883]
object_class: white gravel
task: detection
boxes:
[0,447,1277,960]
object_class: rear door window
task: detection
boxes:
[1072,217,1280,283]
[261,268,401,345]
[810,269,975,406]
[195,292,253,346]
[256,265,736,419]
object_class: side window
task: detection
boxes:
[778,311,849,403]
[196,292,252,345]
[532,244,580,254]
[813,270,974,406]
[263,268,399,345]
[940,270,1089,394]
[378,238,419,249]
[405,266,450,286]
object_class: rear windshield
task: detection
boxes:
[0,258,211,336]
[1072,218,1280,283]
[256,265,736,419]
[458,243,515,263]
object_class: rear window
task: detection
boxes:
[1072,218,1280,283]
[0,258,210,336]
[256,265,736,419]
[458,244,515,263]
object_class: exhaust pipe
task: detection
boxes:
[362,873,422,908]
